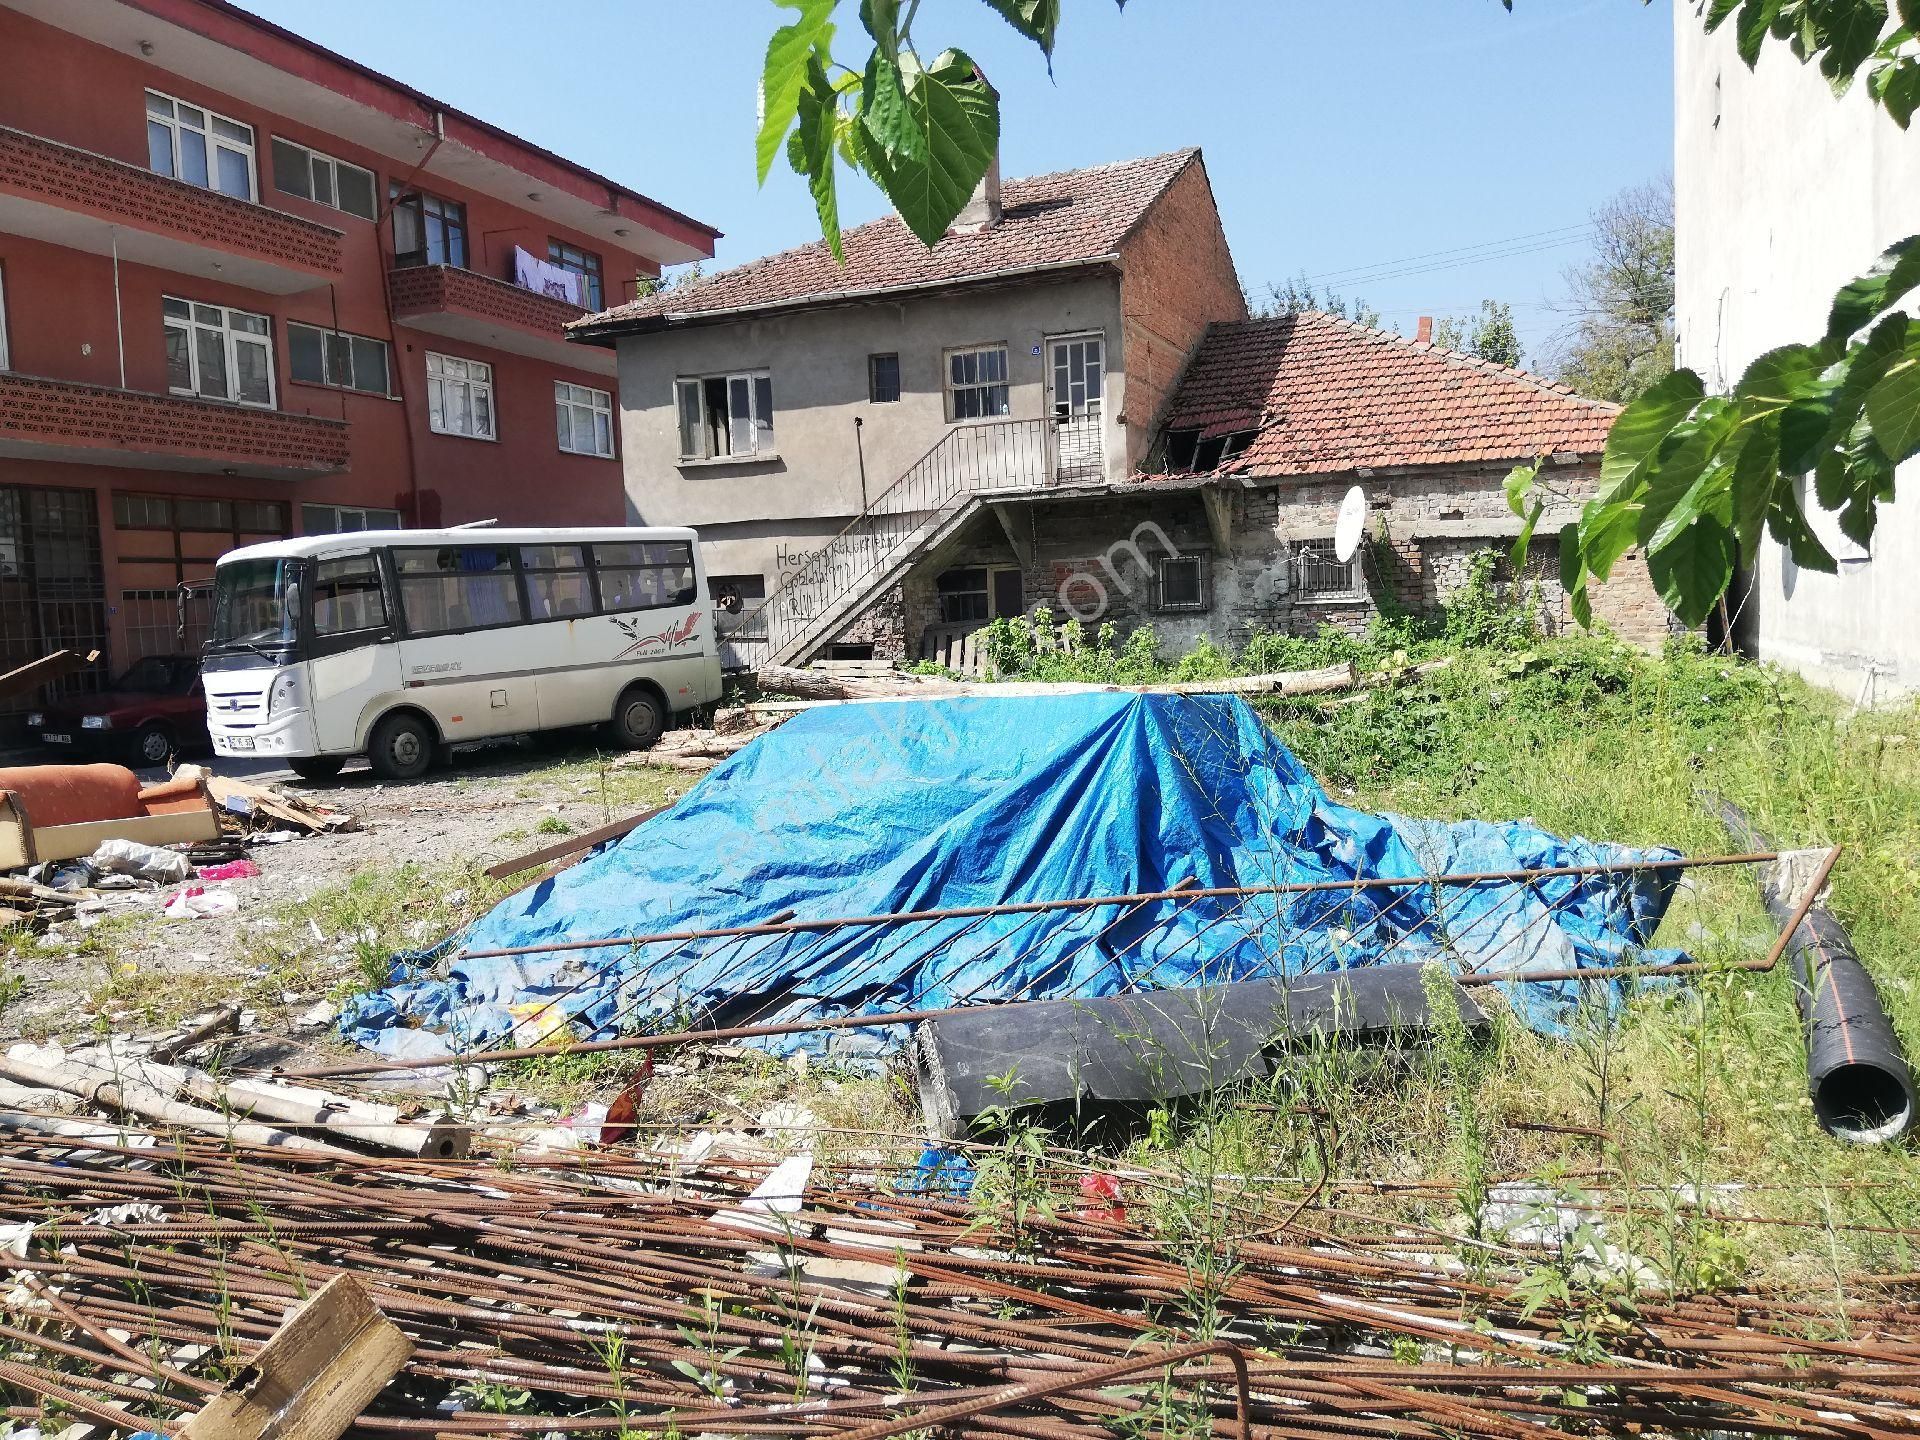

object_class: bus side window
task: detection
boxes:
[393,546,523,635]
[311,554,388,636]
[521,545,595,620]
[592,541,696,613]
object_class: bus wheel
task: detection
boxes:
[611,686,665,750]
[368,712,435,782]
[288,755,346,782]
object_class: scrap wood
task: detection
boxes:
[0,648,100,705]
[181,1274,412,1440]
[747,663,1360,713]
[484,804,670,882]
[206,776,353,836]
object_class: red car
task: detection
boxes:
[27,655,210,767]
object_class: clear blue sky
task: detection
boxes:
[237,0,1673,364]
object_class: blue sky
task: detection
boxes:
[237,0,1673,364]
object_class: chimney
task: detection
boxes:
[950,69,1002,233]
[1414,315,1433,345]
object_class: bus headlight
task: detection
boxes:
[81,715,111,730]
[268,670,305,715]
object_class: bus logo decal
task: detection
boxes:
[611,611,702,658]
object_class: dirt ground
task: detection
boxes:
[0,735,685,1048]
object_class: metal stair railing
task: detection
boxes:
[722,417,1051,666]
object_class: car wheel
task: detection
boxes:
[288,755,346,782]
[367,712,435,782]
[135,722,175,768]
[610,686,665,751]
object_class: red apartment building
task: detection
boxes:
[0,0,717,730]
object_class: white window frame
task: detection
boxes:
[1294,540,1362,601]
[271,136,376,220]
[163,296,275,408]
[425,352,496,440]
[146,89,255,201]
[288,321,391,396]
[547,240,604,312]
[555,381,614,458]
[673,370,774,461]
[302,503,403,535]
[945,343,1011,422]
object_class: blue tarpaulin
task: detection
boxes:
[340,693,1683,1061]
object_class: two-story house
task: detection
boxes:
[0,0,717,729]
[573,146,1667,669]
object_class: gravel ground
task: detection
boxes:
[0,736,684,1047]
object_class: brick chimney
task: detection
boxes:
[1414,315,1433,345]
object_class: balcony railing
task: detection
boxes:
[0,373,350,480]
[0,125,342,292]
[723,418,1053,667]
[388,264,612,375]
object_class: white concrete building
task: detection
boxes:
[1675,6,1920,701]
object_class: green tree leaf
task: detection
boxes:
[1511,500,1544,572]
[1826,234,1920,342]
[859,48,1000,247]
[1638,399,1740,550]
[756,0,836,185]
[1648,513,1736,626]
[1706,0,1746,24]
[787,57,843,261]
[1812,0,1891,93]
[1558,522,1592,628]
[1864,351,1920,461]
[1767,490,1839,572]
[1730,417,1781,563]
[980,0,1062,59]
[1735,342,1825,410]
[860,48,924,166]
[1503,461,1538,518]
[1600,368,1706,499]
[1737,0,1787,63]
[1580,497,1643,580]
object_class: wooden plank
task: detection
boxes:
[483,805,667,881]
[184,1274,412,1440]
[5,807,220,866]
[0,649,99,705]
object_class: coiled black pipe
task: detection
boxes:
[1719,800,1915,1143]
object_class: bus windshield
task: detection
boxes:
[211,557,302,651]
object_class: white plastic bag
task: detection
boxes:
[88,838,192,885]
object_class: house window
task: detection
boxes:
[145,90,255,200]
[302,503,402,534]
[709,572,767,615]
[869,353,901,404]
[288,322,390,396]
[555,381,614,457]
[521,544,596,621]
[591,540,697,613]
[1296,540,1361,598]
[1154,554,1209,612]
[547,241,604,312]
[946,345,1010,421]
[674,371,774,460]
[425,353,495,440]
[390,186,468,268]
[394,545,524,635]
[163,297,273,407]
[271,138,376,220]
[936,565,1023,624]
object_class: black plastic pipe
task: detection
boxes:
[1719,801,1915,1143]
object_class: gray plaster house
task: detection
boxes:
[570,148,1668,669]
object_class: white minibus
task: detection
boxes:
[203,526,722,781]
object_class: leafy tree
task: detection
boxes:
[1246,272,1382,330]
[759,1,1920,630]
[1434,301,1524,369]
[1548,178,1674,404]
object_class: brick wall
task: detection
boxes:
[1114,158,1246,470]
[388,263,583,339]
[0,124,343,277]
[0,372,350,474]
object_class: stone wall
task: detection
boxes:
[827,457,1676,663]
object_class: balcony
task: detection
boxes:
[0,372,350,480]
[0,125,343,294]
[388,264,613,376]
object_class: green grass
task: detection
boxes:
[979,559,1920,1289]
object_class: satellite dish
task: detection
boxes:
[1333,485,1368,563]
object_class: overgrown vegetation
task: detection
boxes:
[976,550,1920,1287]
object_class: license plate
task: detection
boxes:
[41,732,71,745]
[225,736,256,752]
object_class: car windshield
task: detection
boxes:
[113,655,197,694]
[211,558,301,649]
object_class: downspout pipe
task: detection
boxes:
[1718,799,1915,1143]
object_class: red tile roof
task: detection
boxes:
[1159,312,1617,475]
[571,149,1201,337]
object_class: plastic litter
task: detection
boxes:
[162,885,240,921]
[197,858,262,882]
[88,838,192,885]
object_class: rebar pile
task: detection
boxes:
[5,1123,1919,1440]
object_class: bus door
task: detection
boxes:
[307,551,404,752]
[389,544,535,742]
